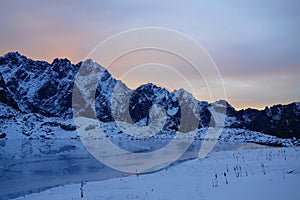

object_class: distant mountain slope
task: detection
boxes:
[0,52,299,138]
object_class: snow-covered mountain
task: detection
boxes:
[0,52,299,140]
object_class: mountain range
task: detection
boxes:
[0,52,299,139]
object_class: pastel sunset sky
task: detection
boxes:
[1,0,299,109]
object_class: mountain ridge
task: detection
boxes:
[0,51,299,138]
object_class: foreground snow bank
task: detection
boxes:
[16,147,300,200]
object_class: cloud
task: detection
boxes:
[0,0,299,108]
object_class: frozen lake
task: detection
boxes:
[0,138,265,199]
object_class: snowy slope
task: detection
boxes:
[15,146,300,200]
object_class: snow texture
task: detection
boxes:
[15,147,300,200]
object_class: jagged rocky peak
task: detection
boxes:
[51,57,72,65]
[173,88,196,101]
[214,99,233,108]
[0,51,26,65]
[78,59,106,76]
[214,99,237,116]
[0,52,79,118]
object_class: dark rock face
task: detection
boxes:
[0,52,299,138]
[128,83,181,130]
[0,73,19,111]
[248,103,300,138]
[0,52,80,118]
[0,133,6,139]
